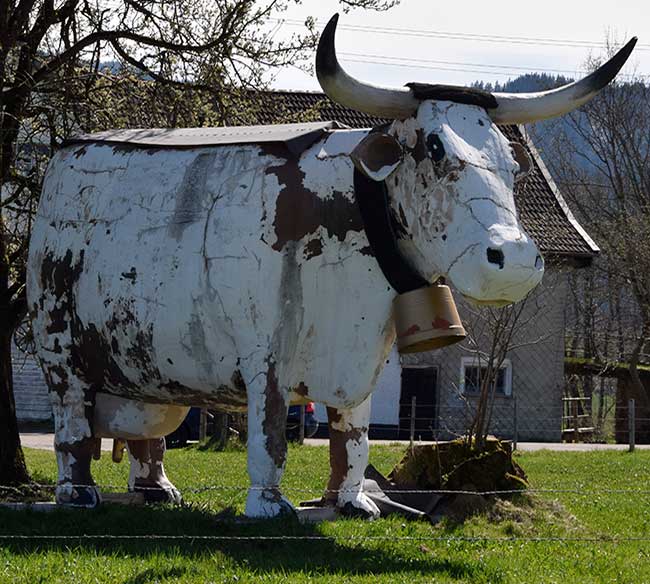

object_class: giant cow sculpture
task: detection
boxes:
[27,15,635,518]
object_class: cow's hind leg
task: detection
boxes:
[49,377,101,507]
[126,438,182,504]
[325,397,379,519]
[243,358,294,518]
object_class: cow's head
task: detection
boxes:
[316,14,636,305]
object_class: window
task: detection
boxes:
[460,357,512,397]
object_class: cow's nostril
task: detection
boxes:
[486,248,505,269]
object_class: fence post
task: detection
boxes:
[299,404,305,445]
[629,399,636,453]
[513,395,518,451]
[410,396,416,447]
[572,401,579,444]
[199,408,207,442]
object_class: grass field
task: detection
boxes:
[1,444,650,583]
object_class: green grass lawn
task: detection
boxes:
[2,445,650,583]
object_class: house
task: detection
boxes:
[12,342,51,423]
[13,90,597,442]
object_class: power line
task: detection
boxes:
[340,57,534,78]
[339,51,585,76]
[274,18,650,51]
[338,55,648,80]
[340,51,647,79]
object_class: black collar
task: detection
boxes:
[353,168,429,294]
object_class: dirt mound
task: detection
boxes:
[389,437,528,493]
[375,438,543,523]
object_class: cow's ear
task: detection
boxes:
[510,141,532,182]
[351,133,403,182]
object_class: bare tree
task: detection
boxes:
[462,272,562,451]
[0,0,396,486]
[549,70,650,408]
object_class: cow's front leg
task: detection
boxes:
[326,397,380,519]
[126,438,182,504]
[244,359,294,518]
[50,377,101,507]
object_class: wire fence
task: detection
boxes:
[3,486,650,545]
[6,483,650,496]
[4,482,650,543]
[392,399,644,448]
[3,534,650,543]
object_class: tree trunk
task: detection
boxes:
[628,321,650,410]
[0,321,31,486]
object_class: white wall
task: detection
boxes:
[12,344,52,422]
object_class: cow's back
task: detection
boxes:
[28,133,396,410]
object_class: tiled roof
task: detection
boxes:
[238,90,597,263]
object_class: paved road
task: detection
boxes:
[20,433,650,452]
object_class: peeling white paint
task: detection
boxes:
[125,439,182,503]
[54,449,101,507]
[50,383,92,445]
[330,397,379,518]
[385,101,544,303]
[28,103,545,516]
[93,393,189,439]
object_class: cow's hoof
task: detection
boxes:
[55,484,102,508]
[245,488,296,519]
[337,491,380,520]
[132,483,183,505]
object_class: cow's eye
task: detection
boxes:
[426,133,446,163]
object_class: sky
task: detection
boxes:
[270,0,649,91]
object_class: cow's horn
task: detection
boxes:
[490,37,637,124]
[316,14,418,119]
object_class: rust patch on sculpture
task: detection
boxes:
[37,249,133,400]
[265,158,364,252]
[294,382,309,398]
[44,364,69,400]
[262,359,287,468]
[40,249,85,335]
[56,437,96,485]
[120,267,137,282]
[39,250,134,392]
[432,317,451,329]
[410,129,428,164]
[124,325,158,384]
[397,324,421,339]
[69,322,134,391]
[325,407,363,502]
[303,238,323,260]
[126,438,168,489]
[231,369,247,393]
[73,145,90,159]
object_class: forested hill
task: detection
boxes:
[471,73,574,94]
[471,73,610,178]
